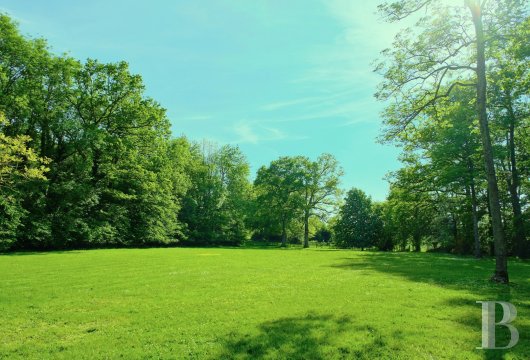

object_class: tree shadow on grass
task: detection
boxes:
[331,253,530,360]
[215,313,388,360]
[330,252,530,296]
[0,250,83,256]
[230,242,341,251]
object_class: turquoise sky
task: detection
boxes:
[2,0,404,200]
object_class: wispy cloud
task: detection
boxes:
[292,0,402,91]
[251,1,398,130]
[232,121,308,144]
[234,122,260,144]
[260,96,318,111]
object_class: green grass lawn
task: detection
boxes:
[1,248,529,359]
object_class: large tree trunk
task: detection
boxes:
[469,3,508,283]
[505,100,528,259]
[303,211,309,248]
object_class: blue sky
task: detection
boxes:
[2,0,405,200]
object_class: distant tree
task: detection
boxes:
[180,142,251,245]
[254,157,305,246]
[300,154,343,248]
[313,227,332,245]
[385,182,435,252]
[333,188,377,250]
[371,202,394,251]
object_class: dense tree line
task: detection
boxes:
[178,142,252,246]
[0,15,254,250]
[0,14,344,250]
[1,3,528,280]
[372,0,529,282]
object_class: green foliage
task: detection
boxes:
[253,154,342,247]
[0,15,194,250]
[380,88,488,254]
[254,156,306,246]
[313,226,332,244]
[333,188,379,250]
[371,202,393,251]
[299,153,343,247]
[375,0,529,269]
[179,142,251,246]
[0,113,49,249]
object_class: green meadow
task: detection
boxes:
[1,248,528,359]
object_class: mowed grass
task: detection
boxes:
[1,248,529,359]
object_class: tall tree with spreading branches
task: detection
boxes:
[375,0,527,283]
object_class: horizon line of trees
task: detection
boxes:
[0,14,346,251]
[1,9,528,271]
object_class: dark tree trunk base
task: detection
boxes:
[490,272,509,284]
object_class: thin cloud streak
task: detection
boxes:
[232,121,308,144]
[260,97,318,111]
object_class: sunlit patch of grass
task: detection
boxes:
[0,248,528,359]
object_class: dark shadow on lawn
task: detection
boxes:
[330,252,530,296]
[0,243,342,255]
[0,250,83,256]
[215,313,388,360]
[229,242,341,251]
[330,253,530,360]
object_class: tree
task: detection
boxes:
[300,154,343,248]
[488,16,529,258]
[180,142,251,245]
[333,188,377,250]
[371,202,394,251]
[0,14,193,249]
[391,87,485,256]
[0,113,49,248]
[254,157,305,246]
[375,0,527,282]
[386,167,438,252]
[313,226,332,245]
[0,14,56,248]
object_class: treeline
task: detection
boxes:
[0,15,344,251]
[1,6,529,261]
[0,14,255,250]
[371,0,529,267]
